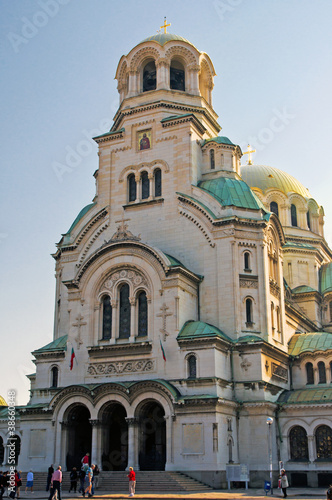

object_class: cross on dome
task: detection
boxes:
[243,144,256,165]
[160,17,171,34]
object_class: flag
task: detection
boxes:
[160,339,166,362]
[70,347,76,370]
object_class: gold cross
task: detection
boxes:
[243,144,256,165]
[160,17,171,34]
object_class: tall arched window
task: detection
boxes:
[307,211,311,229]
[329,301,332,323]
[170,60,185,91]
[188,355,197,378]
[51,366,58,388]
[289,426,309,460]
[276,306,281,332]
[246,298,253,324]
[291,204,298,226]
[244,252,250,271]
[119,284,131,339]
[210,149,215,169]
[154,168,162,197]
[306,362,314,384]
[137,291,148,337]
[143,60,156,92]
[270,201,279,217]
[315,425,332,459]
[141,171,149,199]
[128,174,136,202]
[102,295,112,340]
[318,361,326,384]
[330,361,332,382]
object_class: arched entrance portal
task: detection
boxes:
[100,403,128,471]
[138,401,166,471]
[66,405,91,471]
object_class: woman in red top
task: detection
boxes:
[127,467,136,497]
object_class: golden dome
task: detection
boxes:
[241,164,311,198]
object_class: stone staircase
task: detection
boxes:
[21,471,213,493]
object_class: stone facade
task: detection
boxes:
[1,31,332,489]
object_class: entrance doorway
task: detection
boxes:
[138,401,166,470]
[66,405,91,471]
[101,403,128,470]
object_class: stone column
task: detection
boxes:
[111,299,117,342]
[59,421,69,468]
[164,414,175,470]
[125,418,139,470]
[188,65,200,95]
[307,435,315,462]
[135,173,141,202]
[156,59,169,90]
[129,297,136,342]
[148,172,154,200]
[127,71,137,97]
[89,419,100,466]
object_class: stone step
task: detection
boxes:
[19,471,213,492]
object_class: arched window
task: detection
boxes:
[315,425,332,459]
[318,361,326,384]
[246,298,253,324]
[289,426,309,460]
[244,252,250,271]
[128,174,136,202]
[119,283,131,339]
[188,355,197,378]
[137,291,148,337]
[329,301,332,323]
[291,204,298,226]
[210,149,215,170]
[228,437,234,463]
[51,366,58,388]
[220,154,224,167]
[307,211,311,229]
[306,362,314,384]
[270,201,279,217]
[141,171,149,199]
[170,60,185,91]
[330,361,332,382]
[102,295,112,340]
[154,168,162,197]
[143,60,156,92]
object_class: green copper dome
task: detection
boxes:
[198,177,268,213]
[140,33,196,48]
[320,262,332,294]
[288,331,332,356]
[241,164,311,198]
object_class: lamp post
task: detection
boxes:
[266,417,274,494]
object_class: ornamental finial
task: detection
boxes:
[160,17,171,34]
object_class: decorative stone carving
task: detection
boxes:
[240,358,252,371]
[109,216,141,242]
[157,303,173,340]
[101,267,150,295]
[240,278,258,289]
[87,359,155,376]
[72,314,86,349]
[271,362,288,381]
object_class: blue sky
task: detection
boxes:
[1,0,332,404]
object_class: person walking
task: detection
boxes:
[78,467,86,494]
[326,483,332,500]
[46,465,54,492]
[15,471,22,499]
[69,467,78,493]
[48,465,62,500]
[81,453,90,466]
[25,470,33,494]
[83,464,94,498]
[93,465,100,490]
[280,469,289,498]
[127,467,136,498]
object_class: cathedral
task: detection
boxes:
[1,26,332,489]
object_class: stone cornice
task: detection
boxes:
[112,100,221,135]
[161,113,206,135]
[285,300,319,331]
[177,335,231,352]
[87,341,152,358]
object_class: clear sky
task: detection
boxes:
[1,0,332,405]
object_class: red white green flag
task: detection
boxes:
[160,339,166,362]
